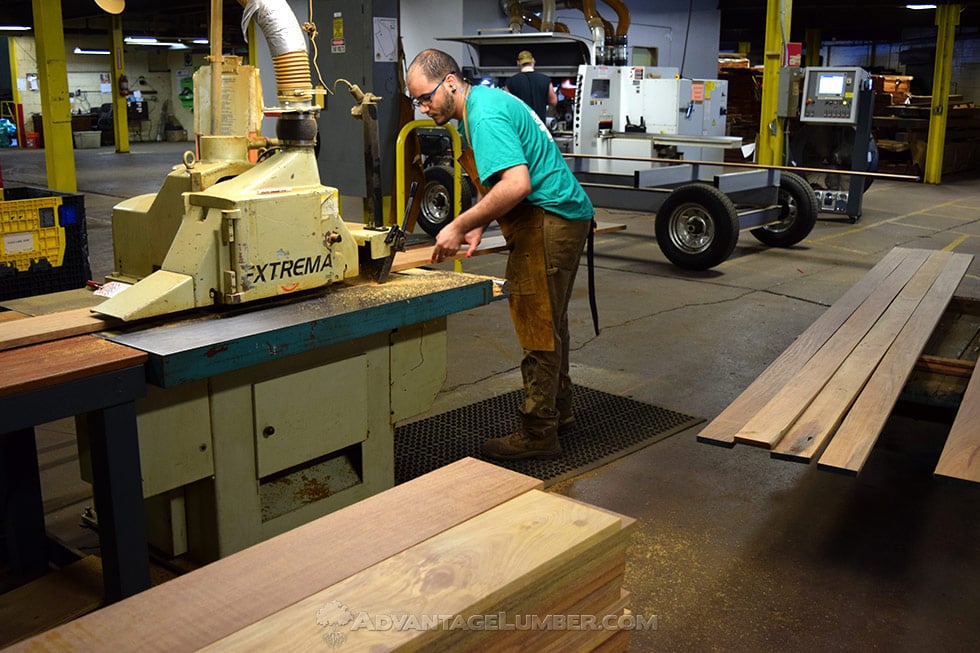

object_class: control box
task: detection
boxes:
[776,67,805,118]
[800,67,870,124]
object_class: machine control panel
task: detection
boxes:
[799,67,869,124]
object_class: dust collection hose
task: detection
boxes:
[238,0,313,105]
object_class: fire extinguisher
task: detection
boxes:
[118,74,131,98]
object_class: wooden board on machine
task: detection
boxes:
[392,219,625,272]
[697,246,980,485]
[11,458,637,652]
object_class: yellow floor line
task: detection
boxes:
[944,234,970,251]
[809,197,967,244]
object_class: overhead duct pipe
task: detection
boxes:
[581,0,607,64]
[599,0,630,65]
[539,0,557,32]
[504,0,525,33]
[565,0,612,41]
[238,0,313,107]
[525,14,570,33]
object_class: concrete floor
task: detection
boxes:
[2,140,980,651]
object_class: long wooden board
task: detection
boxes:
[772,250,952,461]
[0,307,113,353]
[696,247,910,446]
[10,458,543,653]
[0,335,147,398]
[392,220,625,272]
[818,252,972,474]
[733,248,932,448]
[201,490,628,652]
[935,360,980,483]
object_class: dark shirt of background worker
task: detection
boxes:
[505,50,558,123]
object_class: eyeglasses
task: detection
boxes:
[411,75,449,108]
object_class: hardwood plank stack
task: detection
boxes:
[698,247,978,482]
[9,458,637,652]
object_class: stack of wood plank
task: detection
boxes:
[698,247,980,483]
[9,458,637,652]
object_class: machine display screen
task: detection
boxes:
[816,73,846,97]
[590,78,610,99]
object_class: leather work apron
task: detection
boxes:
[497,203,555,352]
[457,143,555,351]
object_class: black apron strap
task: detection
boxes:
[588,218,599,336]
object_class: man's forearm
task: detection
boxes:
[454,174,528,233]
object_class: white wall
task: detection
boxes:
[401,0,465,71]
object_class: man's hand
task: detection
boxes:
[462,225,484,257]
[428,163,529,263]
[430,221,485,263]
[430,221,465,263]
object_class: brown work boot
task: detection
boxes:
[482,431,561,460]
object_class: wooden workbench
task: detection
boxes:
[0,335,149,603]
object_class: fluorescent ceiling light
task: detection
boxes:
[74,47,110,55]
[192,38,209,44]
[0,25,32,31]
[125,36,187,48]
[906,4,937,9]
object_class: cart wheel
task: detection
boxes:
[655,184,739,270]
[417,166,473,237]
[750,171,818,247]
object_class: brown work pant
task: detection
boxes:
[499,205,591,440]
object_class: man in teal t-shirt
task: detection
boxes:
[407,48,594,460]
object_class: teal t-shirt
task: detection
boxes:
[462,85,593,221]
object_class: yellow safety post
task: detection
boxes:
[31,0,77,192]
[924,4,960,185]
[7,38,23,152]
[109,15,130,153]
[756,0,793,166]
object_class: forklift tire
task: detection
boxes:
[655,184,740,270]
[418,166,473,237]
[749,171,818,247]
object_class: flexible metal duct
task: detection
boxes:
[599,0,629,63]
[504,0,525,32]
[580,0,606,63]
[238,0,312,105]
[601,0,630,36]
[540,0,557,32]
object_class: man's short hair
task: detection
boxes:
[409,49,460,82]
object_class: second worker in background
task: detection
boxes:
[505,50,558,124]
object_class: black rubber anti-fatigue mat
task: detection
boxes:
[395,385,704,487]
